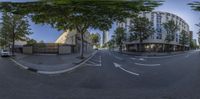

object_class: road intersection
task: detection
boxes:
[0,50,200,99]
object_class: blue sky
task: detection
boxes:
[0,0,200,44]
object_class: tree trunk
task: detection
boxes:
[139,40,143,52]
[80,33,84,59]
[139,43,141,52]
[12,33,15,56]
[162,44,165,52]
[119,44,122,53]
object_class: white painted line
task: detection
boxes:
[100,56,102,66]
[139,58,145,61]
[85,63,101,67]
[134,62,160,66]
[10,58,29,69]
[113,62,140,76]
[131,57,136,60]
[87,61,97,65]
[38,51,98,74]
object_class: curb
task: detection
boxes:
[113,51,188,57]
[10,51,97,75]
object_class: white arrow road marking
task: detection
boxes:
[134,62,160,66]
[113,63,140,76]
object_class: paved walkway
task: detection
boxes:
[11,51,96,74]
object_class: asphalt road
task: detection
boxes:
[0,50,200,99]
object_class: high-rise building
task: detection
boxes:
[102,31,109,45]
[193,39,197,46]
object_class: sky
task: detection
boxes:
[0,0,200,44]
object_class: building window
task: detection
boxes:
[156,33,162,39]
[176,33,178,42]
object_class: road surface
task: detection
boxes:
[0,50,200,99]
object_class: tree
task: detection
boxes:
[0,0,162,58]
[0,12,32,55]
[163,20,179,51]
[198,32,200,48]
[107,35,116,50]
[27,38,37,45]
[196,23,200,47]
[0,23,9,48]
[188,1,200,11]
[114,27,126,53]
[179,30,189,51]
[129,17,155,52]
[90,33,100,47]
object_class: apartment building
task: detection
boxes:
[117,11,190,52]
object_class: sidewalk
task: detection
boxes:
[11,51,96,74]
[113,50,192,57]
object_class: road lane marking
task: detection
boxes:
[139,58,145,61]
[87,61,97,65]
[10,58,29,69]
[85,55,102,67]
[113,62,140,76]
[85,63,101,66]
[134,62,160,66]
[131,57,136,60]
[100,56,102,66]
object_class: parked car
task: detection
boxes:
[1,49,11,57]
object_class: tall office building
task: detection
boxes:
[102,31,109,45]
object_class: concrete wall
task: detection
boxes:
[58,45,71,54]
[23,46,33,54]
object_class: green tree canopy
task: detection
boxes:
[179,30,189,47]
[163,20,179,43]
[129,16,155,51]
[27,38,37,46]
[196,23,200,45]
[90,33,100,45]
[0,12,32,55]
[188,1,200,11]
[0,0,162,58]
[114,27,126,53]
